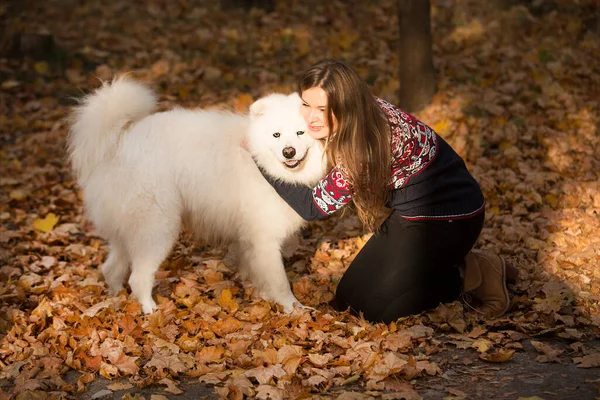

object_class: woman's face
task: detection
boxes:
[300,86,338,140]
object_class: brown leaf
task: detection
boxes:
[307,353,333,368]
[151,60,170,78]
[158,378,183,394]
[573,353,600,368]
[530,340,563,363]
[367,352,408,382]
[145,354,188,375]
[277,345,303,375]
[243,365,287,385]
[256,384,285,400]
[106,382,134,391]
[112,353,140,375]
[383,331,413,352]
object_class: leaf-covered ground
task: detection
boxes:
[1,0,599,399]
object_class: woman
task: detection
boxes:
[260,59,514,323]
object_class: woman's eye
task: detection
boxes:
[297,131,304,136]
[301,102,309,107]
[273,132,280,138]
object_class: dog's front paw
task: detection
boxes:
[140,299,157,315]
[280,297,314,314]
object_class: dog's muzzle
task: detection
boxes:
[282,146,306,169]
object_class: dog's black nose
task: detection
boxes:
[282,147,296,159]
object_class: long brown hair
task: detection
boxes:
[299,59,391,231]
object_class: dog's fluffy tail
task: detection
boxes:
[68,77,156,184]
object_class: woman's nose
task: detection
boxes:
[309,109,320,121]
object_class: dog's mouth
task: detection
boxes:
[283,151,308,169]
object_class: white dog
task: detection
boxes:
[68,78,327,314]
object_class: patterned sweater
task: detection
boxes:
[262,98,485,221]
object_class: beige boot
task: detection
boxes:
[463,250,511,318]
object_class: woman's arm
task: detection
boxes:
[259,166,352,221]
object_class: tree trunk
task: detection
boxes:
[397,0,436,113]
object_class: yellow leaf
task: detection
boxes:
[336,29,359,50]
[544,193,558,208]
[33,213,59,232]
[9,190,26,201]
[178,88,190,100]
[223,72,235,82]
[2,79,20,89]
[217,288,238,312]
[34,62,50,75]
[471,338,493,353]
[480,349,515,363]
[433,119,451,135]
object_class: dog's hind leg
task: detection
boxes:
[240,239,302,313]
[101,241,130,296]
[127,217,180,314]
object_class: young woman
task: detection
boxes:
[260,59,515,323]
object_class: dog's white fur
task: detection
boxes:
[68,78,327,314]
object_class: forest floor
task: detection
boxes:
[1,0,599,399]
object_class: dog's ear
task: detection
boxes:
[249,98,268,118]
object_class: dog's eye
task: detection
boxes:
[273,132,280,138]
[296,131,304,136]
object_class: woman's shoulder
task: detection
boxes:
[374,97,420,127]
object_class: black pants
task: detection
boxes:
[334,210,485,323]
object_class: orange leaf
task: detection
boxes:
[233,93,254,112]
[210,316,243,337]
[112,353,140,375]
[99,362,119,379]
[196,346,225,364]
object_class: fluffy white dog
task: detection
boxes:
[68,78,327,314]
